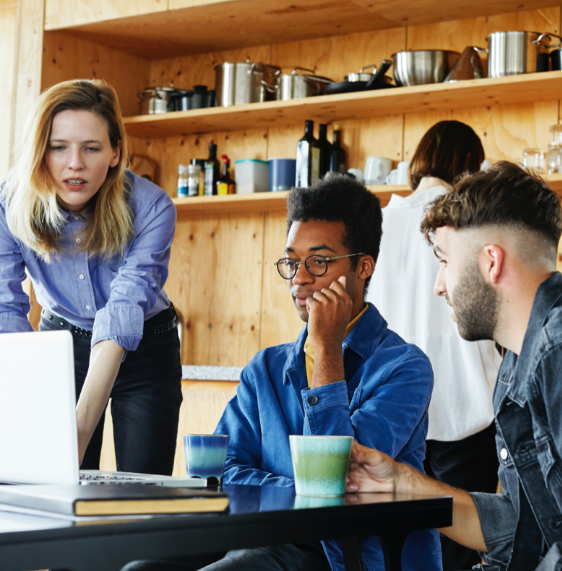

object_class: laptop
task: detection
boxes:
[0,330,206,488]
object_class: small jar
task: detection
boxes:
[550,125,562,148]
[187,164,201,197]
[522,148,544,174]
[177,164,189,197]
[547,144,562,175]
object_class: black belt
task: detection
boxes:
[41,305,177,339]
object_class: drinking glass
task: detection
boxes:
[549,125,562,147]
[522,148,544,173]
[546,145,562,175]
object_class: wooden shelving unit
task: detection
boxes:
[173,176,562,215]
[124,72,562,138]
[45,0,559,59]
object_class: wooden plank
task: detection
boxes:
[0,1,17,179]
[44,0,167,30]
[166,212,265,366]
[42,31,151,118]
[44,0,560,59]
[172,380,239,477]
[123,72,562,139]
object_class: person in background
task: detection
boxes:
[367,120,501,570]
[122,176,441,571]
[0,79,182,475]
[348,161,562,571]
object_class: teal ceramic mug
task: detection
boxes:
[289,435,353,496]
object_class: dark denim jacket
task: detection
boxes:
[471,272,562,571]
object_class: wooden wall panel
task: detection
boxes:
[44,0,167,30]
[147,45,272,91]
[167,212,265,366]
[41,31,150,118]
[406,7,560,52]
[260,211,305,349]
[0,1,17,178]
[403,102,558,164]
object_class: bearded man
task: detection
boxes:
[347,161,562,571]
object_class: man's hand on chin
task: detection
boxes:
[306,275,352,388]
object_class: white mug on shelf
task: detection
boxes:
[364,156,392,186]
[385,161,410,185]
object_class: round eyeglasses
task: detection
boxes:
[274,253,365,280]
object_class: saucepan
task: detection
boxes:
[275,68,334,101]
[326,60,394,95]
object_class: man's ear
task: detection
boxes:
[357,255,375,281]
[480,244,505,285]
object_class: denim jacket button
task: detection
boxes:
[307,395,319,406]
[500,448,508,460]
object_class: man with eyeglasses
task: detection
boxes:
[122,176,441,571]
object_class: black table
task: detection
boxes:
[0,485,451,571]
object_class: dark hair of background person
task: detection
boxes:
[286,176,383,291]
[409,120,485,191]
[420,160,562,250]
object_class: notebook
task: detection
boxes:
[0,330,206,488]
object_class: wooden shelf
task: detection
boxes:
[125,72,562,139]
[46,0,559,60]
[173,176,562,215]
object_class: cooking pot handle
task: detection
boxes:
[292,67,317,76]
[473,46,488,53]
[533,33,562,48]
[359,64,377,73]
[261,81,279,93]
[249,63,282,77]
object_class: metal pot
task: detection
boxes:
[345,64,380,82]
[486,31,562,77]
[215,59,281,107]
[391,50,460,87]
[138,87,177,115]
[276,68,333,101]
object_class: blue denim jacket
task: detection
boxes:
[216,303,442,571]
[471,272,562,571]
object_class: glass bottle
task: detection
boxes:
[217,155,236,195]
[177,164,189,197]
[204,142,220,196]
[329,125,346,174]
[191,158,205,196]
[296,120,320,188]
[187,164,201,197]
[318,124,332,179]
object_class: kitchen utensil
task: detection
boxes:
[385,161,410,185]
[235,159,269,194]
[522,148,544,173]
[550,124,562,146]
[485,31,561,77]
[215,59,281,107]
[392,50,460,87]
[269,158,296,192]
[326,60,394,95]
[345,64,378,82]
[364,156,392,186]
[277,68,333,101]
[444,46,486,82]
[137,86,177,114]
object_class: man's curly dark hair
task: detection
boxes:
[287,176,383,291]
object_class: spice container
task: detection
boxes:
[187,164,201,197]
[234,159,269,194]
[177,165,189,197]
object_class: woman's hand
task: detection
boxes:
[76,339,124,465]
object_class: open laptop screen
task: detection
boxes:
[0,330,79,485]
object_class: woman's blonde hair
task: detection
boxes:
[4,79,134,261]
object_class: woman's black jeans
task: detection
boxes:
[39,306,183,476]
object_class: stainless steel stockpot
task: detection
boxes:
[277,68,333,101]
[486,31,562,77]
[392,50,460,87]
[215,60,281,107]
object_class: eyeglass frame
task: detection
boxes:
[273,253,366,280]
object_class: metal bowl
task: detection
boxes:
[391,50,460,87]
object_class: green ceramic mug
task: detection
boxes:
[289,435,353,496]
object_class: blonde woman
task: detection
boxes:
[0,79,182,475]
